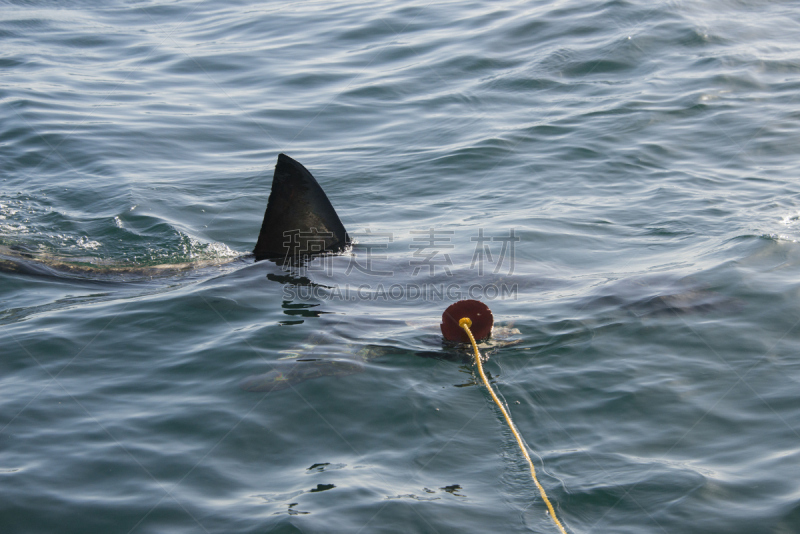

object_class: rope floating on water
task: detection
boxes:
[459,316,568,534]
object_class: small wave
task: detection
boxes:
[757,211,800,243]
[762,233,798,243]
[74,236,102,251]
[0,192,245,270]
[201,241,242,259]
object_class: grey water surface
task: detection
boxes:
[2,1,800,533]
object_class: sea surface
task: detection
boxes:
[2,1,800,533]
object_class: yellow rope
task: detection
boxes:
[459,317,568,534]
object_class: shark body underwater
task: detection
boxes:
[0,154,522,392]
[1,154,740,392]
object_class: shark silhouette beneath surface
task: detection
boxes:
[1,154,743,392]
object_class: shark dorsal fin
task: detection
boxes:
[254,154,350,262]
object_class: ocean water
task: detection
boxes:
[2,1,800,532]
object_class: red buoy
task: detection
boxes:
[441,300,494,343]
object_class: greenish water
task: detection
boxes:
[2,1,800,532]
